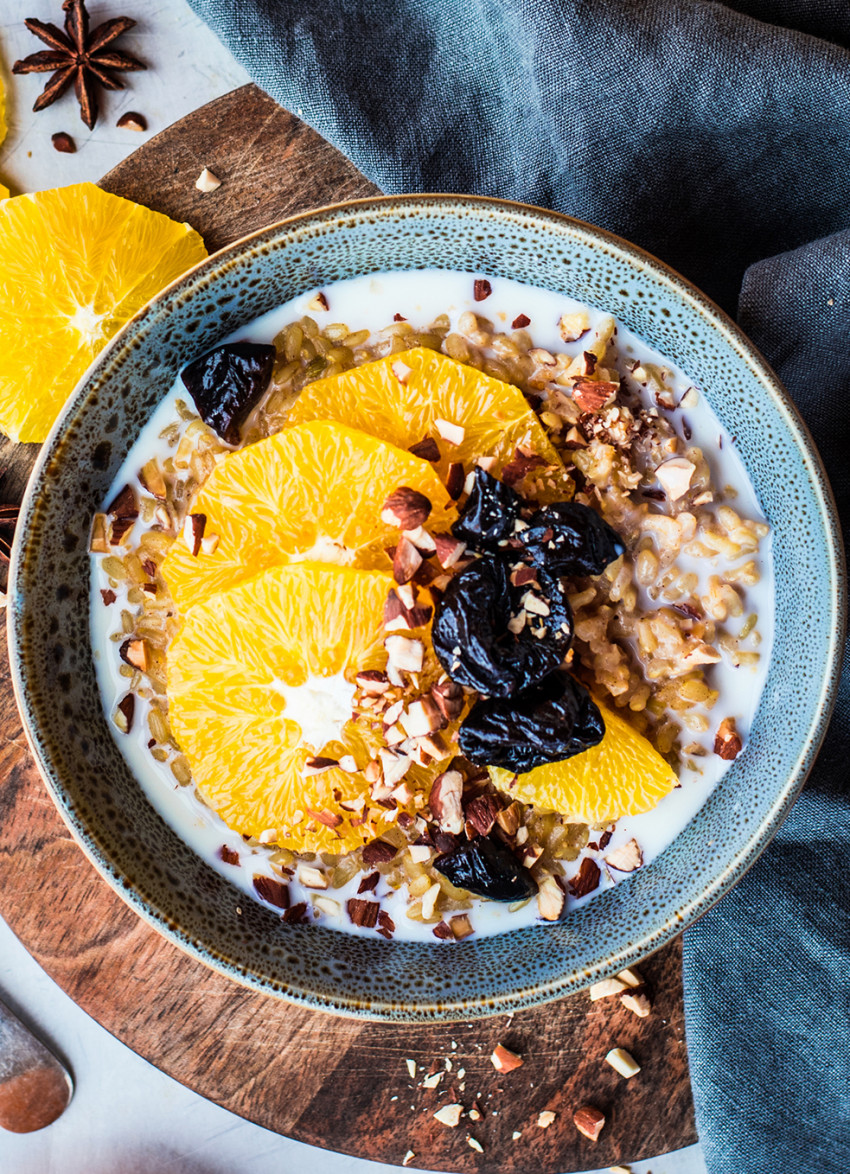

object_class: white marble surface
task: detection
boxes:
[0,2,708,1172]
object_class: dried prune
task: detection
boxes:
[458,671,604,773]
[181,341,276,445]
[518,501,625,577]
[432,557,572,698]
[451,467,523,551]
[434,834,538,901]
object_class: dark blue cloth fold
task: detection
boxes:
[187,0,850,1166]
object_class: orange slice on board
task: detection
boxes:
[287,346,573,501]
[161,420,456,613]
[489,701,678,825]
[0,183,206,442]
[167,562,415,855]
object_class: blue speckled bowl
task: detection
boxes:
[8,196,845,1021]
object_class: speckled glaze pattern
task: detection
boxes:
[8,197,845,1022]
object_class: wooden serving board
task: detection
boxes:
[0,84,697,1171]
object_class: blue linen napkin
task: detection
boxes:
[187,1,850,1166]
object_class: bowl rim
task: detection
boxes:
[8,192,846,1020]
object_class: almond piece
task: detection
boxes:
[408,436,440,462]
[434,418,465,446]
[362,839,398,866]
[195,167,221,193]
[537,875,565,921]
[537,1111,556,1128]
[620,987,652,1018]
[604,838,643,873]
[616,966,644,988]
[450,913,474,939]
[200,533,219,556]
[308,291,329,312]
[408,844,433,864]
[391,358,413,383]
[465,793,501,837]
[493,802,520,837]
[568,857,601,897]
[298,865,329,889]
[89,512,109,553]
[429,770,464,834]
[430,680,465,721]
[445,462,466,499]
[559,311,591,342]
[403,525,437,554]
[491,1043,523,1073]
[655,456,695,501]
[432,532,467,568]
[119,638,147,672]
[356,670,390,695]
[385,635,424,673]
[138,459,167,499]
[346,898,378,928]
[302,756,338,776]
[589,977,627,1001]
[182,512,206,556]
[392,535,423,585]
[382,486,432,529]
[573,1104,606,1141]
[605,1047,641,1079]
[400,697,445,738]
[379,748,412,787]
[433,1104,463,1128]
[714,716,743,760]
[572,378,618,413]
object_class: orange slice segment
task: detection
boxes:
[161,420,456,613]
[287,346,573,501]
[168,562,404,854]
[489,701,678,825]
[0,183,206,443]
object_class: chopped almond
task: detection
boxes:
[604,838,643,873]
[434,417,465,446]
[491,1043,523,1073]
[573,1103,605,1141]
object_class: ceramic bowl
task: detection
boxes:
[8,196,844,1021]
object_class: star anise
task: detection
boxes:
[12,0,145,130]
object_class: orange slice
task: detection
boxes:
[0,183,206,443]
[489,701,678,825]
[161,420,456,613]
[287,346,573,501]
[168,562,407,854]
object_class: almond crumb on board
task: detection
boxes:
[609,1166,633,1174]
[620,987,652,1018]
[467,1136,484,1152]
[605,1047,641,1079]
[491,1043,523,1073]
[195,167,221,193]
[402,1151,415,1167]
[537,1110,557,1128]
[433,1103,463,1127]
[573,1103,606,1141]
[511,1130,522,1140]
[589,976,628,1001]
[405,1059,417,1079]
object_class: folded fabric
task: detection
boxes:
[187,0,850,1167]
[683,229,850,1171]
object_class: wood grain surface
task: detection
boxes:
[0,83,697,1170]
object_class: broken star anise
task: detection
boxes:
[12,0,146,130]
